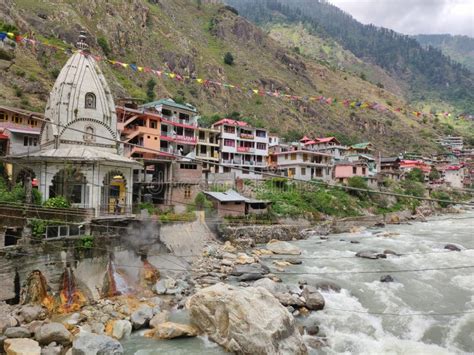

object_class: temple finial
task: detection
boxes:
[75,30,89,52]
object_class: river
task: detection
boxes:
[122,212,474,354]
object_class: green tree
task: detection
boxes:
[224,52,234,65]
[97,37,111,57]
[347,176,368,199]
[146,78,157,102]
[428,168,441,181]
[406,168,425,183]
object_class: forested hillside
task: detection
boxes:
[226,0,474,113]
[414,34,474,72]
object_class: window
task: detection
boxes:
[23,136,37,146]
[23,136,28,146]
[0,111,5,121]
[85,92,96,109]
[291,153,296,160]
[362,167,367,175]
[301,168,306,175]
[13,115,22,124]
[256,143,266,150]
[224,139,235,147]
[303,153,308,162]
[352,167,357,174]
[84,126,95,143]
[256,130,266,137]
[200,145,207,154]
[180,164,197,170]
[184,186,191,199]
[289,168,296,176]
[224,126,235,134]
[285,154,288,160]
[199,131,205,140]
[150,120,157,129]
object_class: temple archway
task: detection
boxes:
[101,171,128,214]
[50,168,88,206]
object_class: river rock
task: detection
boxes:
[4,327,31,338]
[231,263,270,277]
[286,258,302,265]
[304,280,342,293]
[0,335,6,351]
[18,306,46,323]
[444,244,462,252]
[275,292,305,307]
[4,338,41,355]
[41,342,62,355]
[188,283,307,354]
[35,323,72,346]
[355,250,386,259]
[252,278,289,295]
[71,334,123,355]
[302,287,325,311]
[111,320,132,340]
[0,316,18,334]
[383,249,400,256]
[149,322,199,339]
[149,311,170,329]
[380,275,394,283]
[130,305,153,330]
[266,240,302,255]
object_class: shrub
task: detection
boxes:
[79,235,94,249]
[431,191,452,208]
[347,176,368,199]
[194,192,213,210]
[146,78,156,102]
[224,52,234,65]
[30,219,47,238]
[97,36,111,57]
[405,168,425,183]
[43,196,70,208]
[138,202,155,214]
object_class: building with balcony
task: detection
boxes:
[303,137,347,161]
[212,118,269,179]
[436,136,463,151]
[196,126,220,173]
[269,142,333,181]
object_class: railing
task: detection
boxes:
[99,204,133,216]
[162,114,198,127]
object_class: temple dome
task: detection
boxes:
[41,51,118,152]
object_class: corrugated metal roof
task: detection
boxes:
[203,189,248,202]
[142,99,197,113]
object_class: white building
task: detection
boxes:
[8,32,140,216]
[212,118,268,179]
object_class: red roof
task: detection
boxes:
[0,133,8,140]
[213,118,248,127]
[317,137,339,144]
[299,135,311,142]
[304,140,318,145]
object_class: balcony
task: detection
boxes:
[237,146,255,153]
[160,131,196,144]
[161,115,198,128]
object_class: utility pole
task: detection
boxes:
[25,173,32,204]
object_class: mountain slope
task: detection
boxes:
[0,0,471,153]
[225,0,474,113]
[414,34,474,73]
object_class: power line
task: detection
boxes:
[2,113,473,207]
[323,307,474,317]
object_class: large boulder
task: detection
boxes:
[35,323,72,346]
[301,287,325,311]
[111,320,132,340]
[148,322,199,339]
[149,311,170,329]
[72,334,123,355]
[4,338,41,355]
[266,240,302,255]
[130,305,153,330]
[252,278,289,295]
[18,306,46,323]
[188,283,307,354]
[230,263,270,280]
[4,327,31,339]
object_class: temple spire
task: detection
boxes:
[75,30,89,52]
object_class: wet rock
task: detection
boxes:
[275,292,305,307]
[355,250,386,259]
[266,240,302,255]
[4,327,31,338]
[18,306,46,323]
[305,336,328,349]
[4,338,41,355]
[35,323,72,346]
[350,240,360,244]
[313,281,341,293]
[148,322,199,339]
[305,323,319,336]
[380,275,394,283]
[286,258,302,265]
[130,305,153,330]
[301,287,325,311]
[444,244,462,252]
[149,311,170,329]
[72,334,123,355]
[111,320,132,340]
[237,273,266,282]
[383,249,400,256]
[188,283,307,354]
[252,278,289,295]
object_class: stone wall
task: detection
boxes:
[219,224,310,245]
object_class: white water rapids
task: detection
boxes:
[122,212,474,354]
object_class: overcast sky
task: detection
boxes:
[329,0,474,37]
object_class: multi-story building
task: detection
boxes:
[212,119,269,179]
[436,136,463,151]
[0,106,42,157]
[303,137,347,161]
[196,126,220,173]
[269,143,332,181]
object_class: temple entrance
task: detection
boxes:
[101,171,127,215]
[50,168,88,206]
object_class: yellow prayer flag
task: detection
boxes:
[196,78,203,84]
[252,89,259,94]
[169,73,176,79]
[121,63,128,68]
[138,67,144,72]
[7,32,15,39]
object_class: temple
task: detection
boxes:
[7,32,140,216]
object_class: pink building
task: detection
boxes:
[333,161,369,184]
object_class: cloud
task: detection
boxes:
[329,0,474,37]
